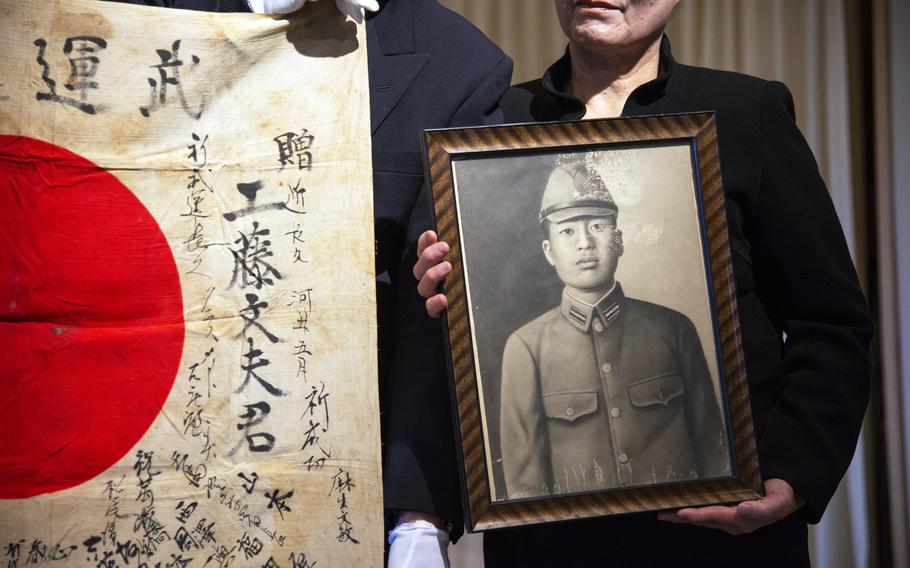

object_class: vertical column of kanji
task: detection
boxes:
[125,34,220,568]
[240,4,381,562]
[222,181,297,568]
[274,127,325,568]
[245,4,380,563]
[164,129,222,565]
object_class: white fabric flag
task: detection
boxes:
[0,0,382,566]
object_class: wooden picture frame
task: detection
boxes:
[421,113,762,532]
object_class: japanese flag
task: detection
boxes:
[0,1,382,566]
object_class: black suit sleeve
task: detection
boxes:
[381,53,512,532]
[750,81,873,522]
[448,54,513,128]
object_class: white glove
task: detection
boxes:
[333,0,380,23]
[246,0,379,23]
[388,520,451,568]
[246,0,309,13]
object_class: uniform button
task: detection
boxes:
[618,453,629,464]
[601,363,613,374]
[593,320,605,333]
[610,407,621,418]
[566,407,575,417]
[658,388,666,401]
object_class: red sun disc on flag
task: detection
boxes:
[0,135,185,499]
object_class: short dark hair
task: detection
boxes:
[541,218,552,239]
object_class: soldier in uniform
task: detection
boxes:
[500,157,730,500]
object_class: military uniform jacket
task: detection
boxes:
[500,285,729,499]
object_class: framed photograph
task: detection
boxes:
[421,113,762,531]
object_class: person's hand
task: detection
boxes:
[414,230,451,318]
[246,0,311,14]
[334,0,380,23]
[657,478,804,535]
[246,0,379,23]
[388,512,450,568]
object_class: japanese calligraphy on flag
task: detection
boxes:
[0,0,381,566]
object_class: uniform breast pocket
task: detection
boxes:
[627,373,684,408]
[542,390,598,423]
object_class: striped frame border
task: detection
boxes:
[421,112,762,532]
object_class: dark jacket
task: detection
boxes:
[485,38,872,568]
[365,0,511,537]
[104,0,512,538]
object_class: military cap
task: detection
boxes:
[539,158,618,224]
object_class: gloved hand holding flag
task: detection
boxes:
[247,0,380,22]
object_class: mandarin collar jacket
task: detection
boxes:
[491,34,873,568]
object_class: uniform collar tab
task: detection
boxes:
[560,283,626,332]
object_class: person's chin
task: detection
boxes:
[570,24,629,50]
[568,275,611,291]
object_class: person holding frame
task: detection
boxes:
[414,0,873,566]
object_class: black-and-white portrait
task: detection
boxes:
[451,142,734,502]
